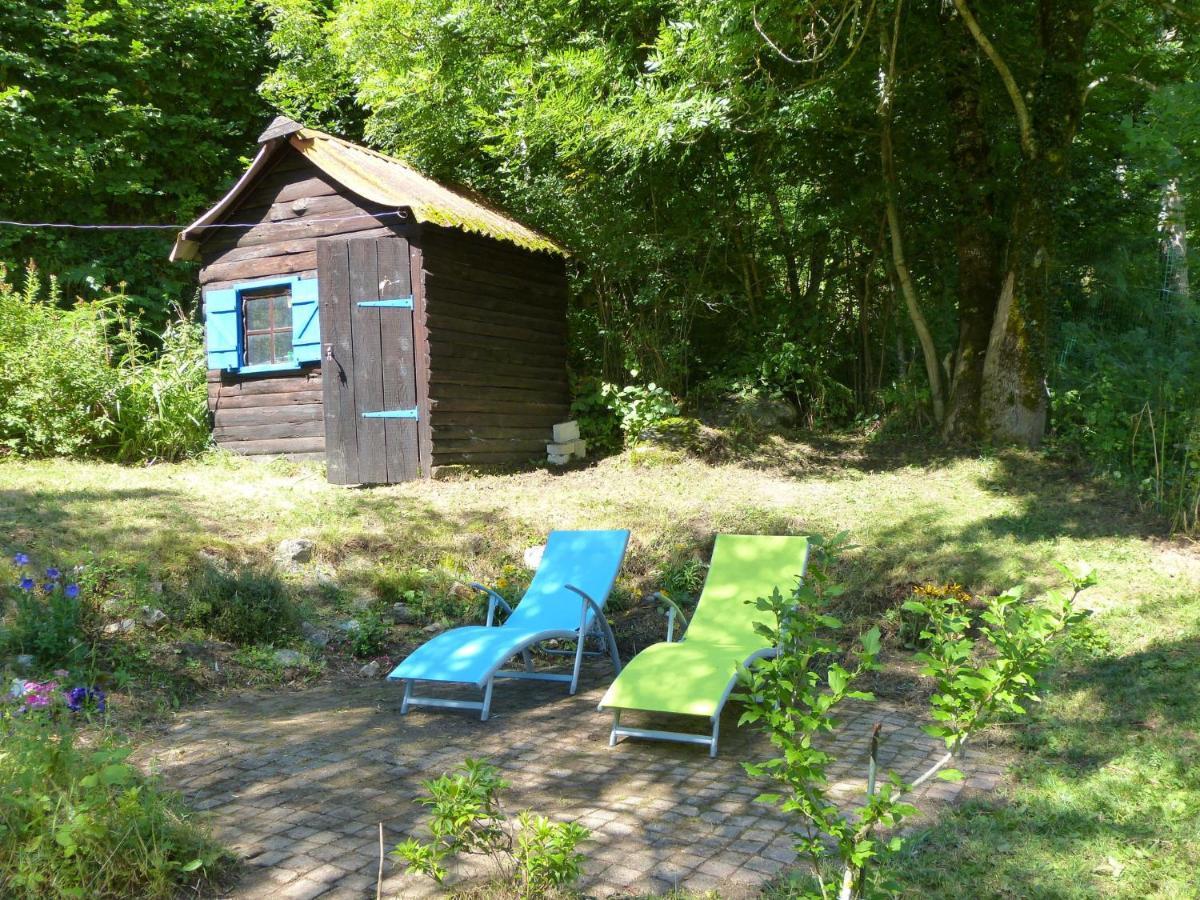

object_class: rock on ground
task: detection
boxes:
[274,539,315,571]
[272,649,304,667]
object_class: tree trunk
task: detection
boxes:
[767,187,803,307]
[880,0,945,424]
[941,18,1002,442]
[1161,176,1189,300]
[969,0,1096,446]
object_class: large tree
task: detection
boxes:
[262,0,1198,443]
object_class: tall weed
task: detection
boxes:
[0,711,224,898]
[0,262,208,462]
[1052,321,1200,531]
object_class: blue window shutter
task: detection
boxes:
[291,277,321,363]
[204,289,240,370]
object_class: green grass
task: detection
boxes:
[0,435,1196,896]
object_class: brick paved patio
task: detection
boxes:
[136,664,1004,898]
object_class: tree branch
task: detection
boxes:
[952,0,1036,158]
[1081,72,1159,107]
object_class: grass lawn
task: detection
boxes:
[0,434,1196,897]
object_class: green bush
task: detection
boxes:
[393,758,589,898]
[569,373,680,450]
[9,581,85,669]
[0,712,224,898]
[373,569,489,626]
[349,609,389,658]
[179,566,299,646]
[1052,322,1200,532]
[0,263,209,462]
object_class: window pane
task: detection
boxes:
[245,298,270,330]
[246,333,272,366]
[274,328,293,360]
[271,294,290,321]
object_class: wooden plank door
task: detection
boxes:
[317,237,421,484]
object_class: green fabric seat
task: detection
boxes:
[599,534,810,755]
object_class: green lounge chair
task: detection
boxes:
[598,534,810,756]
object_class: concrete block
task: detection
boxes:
[547,452,572,466]
[552,420,581,442]
[547,438,585,456]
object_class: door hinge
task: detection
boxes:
[362,408,419,420]
[356,296,413,308]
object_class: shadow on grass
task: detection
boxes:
[885,593,1200,898]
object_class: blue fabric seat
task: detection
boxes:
[388,529,629,720]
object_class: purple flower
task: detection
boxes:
[41,582,54,593]
[19,577,34,591]
[65,686,105,713]
[64,584,80,599]
[45,567,60,579]
[13,553,29,566]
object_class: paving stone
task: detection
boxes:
[279,878,329,900]
[133,666,1001,899]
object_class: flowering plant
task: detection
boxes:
[7,552,85,667]
[6,679,107,716]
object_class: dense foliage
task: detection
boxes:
[0,0,269,322]
[0,706,222,898]
[0,264,209,461]
[1,0,1198,528]
[261,0,1198,435]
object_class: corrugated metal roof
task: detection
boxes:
[170,121,565,261]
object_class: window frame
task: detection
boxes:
[231,275,304,375]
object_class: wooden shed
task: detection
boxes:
[171,117,570,484]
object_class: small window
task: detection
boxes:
[241,286,293,367]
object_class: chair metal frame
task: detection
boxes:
[399,583,622,721]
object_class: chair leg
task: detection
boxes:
[569,636,585,695]
[400,680,413,715]
[481,679,494,721]
[610,710,620,747]
[521,648,533,672]
[709,716,720,758]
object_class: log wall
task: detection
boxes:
[420,227,570,467]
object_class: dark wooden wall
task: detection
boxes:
[420,227,570,467]
[207,368,325,460]
[198,144,416,460]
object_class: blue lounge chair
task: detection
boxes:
[387,529,629,720]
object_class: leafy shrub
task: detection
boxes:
[570,373,679,451]
[374,570,487,626]
[738,536,1093,899]
[0,263,209,462]
[604,377,680,444]
[349,609,389,658]
[179,566,299,646]
[569,375,622,454]
[4,555,85,668]
[108,316,210,463]
[1052,321,1200,531]
[895,582,973,649]
[393,758,588,898]
[753,333,854,427]
[0,709,223,898]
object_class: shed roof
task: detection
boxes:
[170,117,565,261]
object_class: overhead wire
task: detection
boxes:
[0,210,407,231]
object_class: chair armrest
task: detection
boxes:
[564,584,605,628]
[470,582,513,627]
[652,592,690,642]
